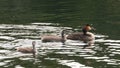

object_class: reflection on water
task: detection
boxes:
[0,23,120,68]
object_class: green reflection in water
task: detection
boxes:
[0,0,120,24]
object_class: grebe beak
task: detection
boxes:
[91,27,96,31]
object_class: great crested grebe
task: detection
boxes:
[66,24,95,46]
[16,41,36,57]
[41,30,66,44]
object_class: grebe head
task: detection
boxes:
[32,41,36,46]
[84,24,96,31]
[86,24,96,31]
[86,24,91,28]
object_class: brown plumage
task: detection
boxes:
[66,32,95,41]
[66,24,95,46]
[67,32,95,46]
[41,30,66,44]
[41,35,65,42]
[16,41,36,54]
[67,32,95,41]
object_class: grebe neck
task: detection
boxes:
[32,41,36,58]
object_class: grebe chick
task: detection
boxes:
[41,30,66,44]
[16,41,36,57]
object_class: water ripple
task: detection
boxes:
[0,23,120,68]
[58,60,93,68]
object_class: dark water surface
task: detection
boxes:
[0,0,120,68]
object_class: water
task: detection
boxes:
[0,0,120,68]
[0,23,119,68]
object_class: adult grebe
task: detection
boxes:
[41,30,66,44]
[66,24,95,46]
[16,41,36,57]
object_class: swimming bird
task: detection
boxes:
[66,24,95,46]
[16,41,36,57]
[41,30,66,44]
